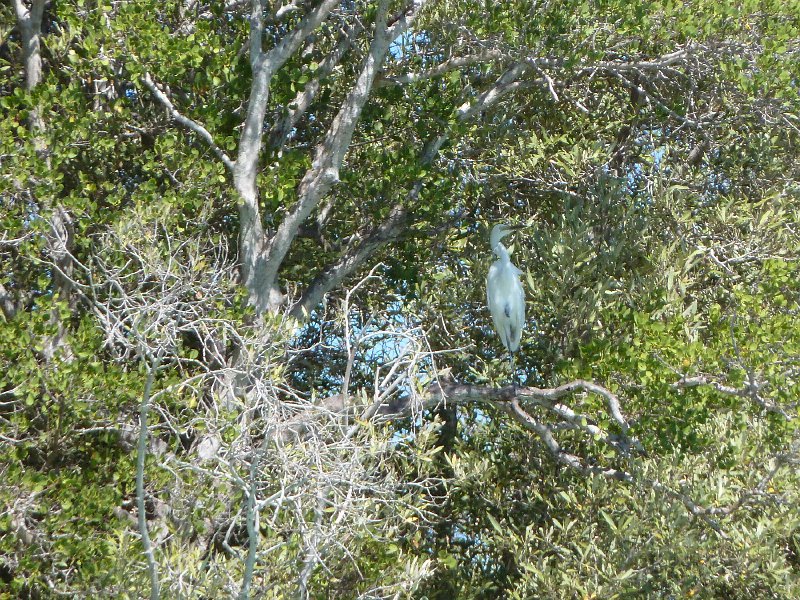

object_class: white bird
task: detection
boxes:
[486,223,525,382]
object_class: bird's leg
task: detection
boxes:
[508,351,519,391]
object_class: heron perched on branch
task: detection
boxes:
[486,223,525,384]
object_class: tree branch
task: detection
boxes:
[378,49,507,86]
[0,282,18,321]
[291,206,405,320]
[235,0,340,198]
[290,133,446,319]
[136,351,162,600]
[238,434,270,600]
[457,62,530,120]
[141,73,235,172]
[258,0,415,309]
[673,375,793,418]
[275,0,304,21]
[296,378,638,491]
[234,0,340,313]
[267,21,365,152]
[14,0,46,91]
[369,380,779,533]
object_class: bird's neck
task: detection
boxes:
[493,242,510,262]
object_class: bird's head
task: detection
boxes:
[490,223,522,250]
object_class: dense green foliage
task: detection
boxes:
[2,0,799,598]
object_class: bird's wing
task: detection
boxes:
[486,265,502,323]
[508,276,525,352]
[486,263,508,345]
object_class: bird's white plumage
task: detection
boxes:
[486,224,525,353]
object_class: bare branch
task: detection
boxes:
[457,62,530,120]
[30,216,441,596]
[258,0,417,308]
[136,351,163,600]
[290,132,447,319]
[267,21,365,152]
[234,0,340,198]
[673,375,793,418]
[366,380,784,532]
[282,380,638,467]
[0,282,19,321]
[588,46,691,73]
[291,204,406,319]
[238,434,270,600]
[141,73,235,172]
[410,380,632,440]
[379,49,507,86]
[234,0,340,313]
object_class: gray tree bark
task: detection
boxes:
[233,0,340,314]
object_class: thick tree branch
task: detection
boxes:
[291,204,407,319]
[396,380,634,440]
[235,0,339,198]
[366,380,782,532]
[378,49,507,86]
[15,0,46,149]
[0,283,18,321]
[136,351,162,600]
[277,380,636,465]
[14,0,46,92]
[234,0,340,313]
[274,0,304,20]
[290,134,445,319]
[278,378,711,531]
[142,73,235,172]
[41,208,75,361]
[673,375,794,418]
[258,1,417,310]
[267,21,365,152]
